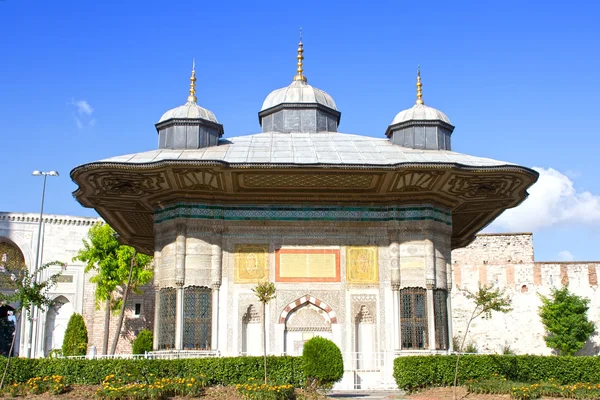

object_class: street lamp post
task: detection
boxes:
[25,170,59,358]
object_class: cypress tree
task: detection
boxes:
[62,313,88,356]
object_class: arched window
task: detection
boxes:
[183,286,211,350]
[434,289,449,350]
[400,288,427,349]
[157,287,176,350]
[0,241,27,290]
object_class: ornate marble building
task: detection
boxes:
[68,40,537,386]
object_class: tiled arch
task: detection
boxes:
[279,295,337,324]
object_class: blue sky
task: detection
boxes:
[1,0,599,261]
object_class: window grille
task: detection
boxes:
[157,287,176,350]
[400,288,428,349]
[183,286,212,350]
[434,289,449,350]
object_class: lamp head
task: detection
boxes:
[48,171,59,176]
[32,170,42,176]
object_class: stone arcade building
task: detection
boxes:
[69,41,537,387]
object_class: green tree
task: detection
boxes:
[62,313,88,356]
[252,280,276,384]
[302,336,344,391]
[73,223,153,355]
[538,285,595,356]
[132,329,153,354]
[453,285,512,400]
[0,260,64,389]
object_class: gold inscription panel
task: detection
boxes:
[346,246,379,284]
[276,249,340,282]
[234,244,269,283]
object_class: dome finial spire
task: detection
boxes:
[416,65,424,105]
[187,58,197,103]
[293,28,307,82]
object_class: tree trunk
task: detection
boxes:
[109,255,135,355]
[263,301,267,384]
[102,297,111,355]
[453,308,478,400]
[0,312,21,390]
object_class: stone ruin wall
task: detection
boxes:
[451,233,600,355]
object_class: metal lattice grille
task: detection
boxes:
[183,286,212,350]
[434,290,449,350]
[158,288,176,350]
[400,288,428,349]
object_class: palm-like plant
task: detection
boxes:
[252,281,276,384]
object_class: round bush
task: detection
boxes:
[132,329,153,354]
[62,313,88,356]
[302,336,343,390]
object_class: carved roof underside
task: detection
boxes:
[71,155,538,255]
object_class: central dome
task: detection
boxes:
[260,80,337,112]
[258,36,340,133]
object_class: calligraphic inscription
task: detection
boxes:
[399,258,425,272]
[234,244,269,283]
[276,249,340,282]
[346,246,379,284]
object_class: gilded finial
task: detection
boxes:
[416,65,424,105]
[293,28,307,82]
[187,58,197,103]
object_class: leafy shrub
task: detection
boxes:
[302,337,343,390]
[0,356,304,386]
[131,329,153,354]
[236,378,295,400]
[393,355,600,391]
[61,313,88,356]
[463,340,478,354]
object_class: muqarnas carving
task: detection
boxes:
[234,244,269,283]
[346,246,379,284]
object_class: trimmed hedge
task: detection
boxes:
[394,355,600,391]
[0,356,304,386]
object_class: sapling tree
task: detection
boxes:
[453,285,512,400]
[252,280,276,384]
[0,260,65,389]
[73,223,152,355]
[538,285,595,356]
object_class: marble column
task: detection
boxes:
[425,237,436,350]
[174,223,186,350]
[175,285,184,350]
[210,235,222,351]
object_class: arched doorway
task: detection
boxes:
[0,240,28,357]
[44,296,73,356]
[282,296,335,355]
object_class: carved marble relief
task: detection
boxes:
[234,244,269,283]
[346,246,379,284]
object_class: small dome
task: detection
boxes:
[390,103,451,126]
[158,101,218,124]
[260,80,337,112]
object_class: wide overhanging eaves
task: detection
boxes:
[70,160,538,255]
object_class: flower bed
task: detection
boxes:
[95,373,208,399]
[236,378,295,400]
[3,375,70,397]
[467,377,600,400]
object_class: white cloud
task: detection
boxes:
[69,99,95,129]
[71,99,93,115]
[557,250,575,261]
[488,167,600,232]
